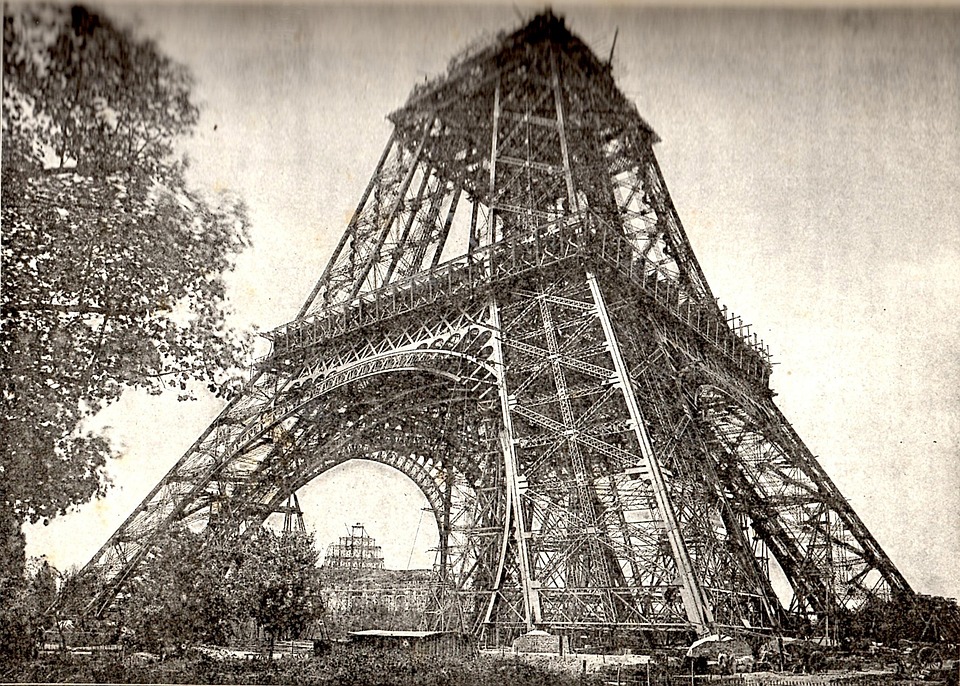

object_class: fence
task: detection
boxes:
[605,671,913,686]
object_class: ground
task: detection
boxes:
[6,643,957,686]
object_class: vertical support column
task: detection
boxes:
[586,271,714,634]
[484,295,541,630]
[439,454,452,586]
[467,198,481,258]
[634,143,716,305]
[282,492,305,535]
[296,131,398,316]
[485,77,502,246]
[550,48,580,216]
[430,186,463,268]
[350,119,433,298]
[382,170,434,284]
[536,293,614,618]
[824,508,834,642]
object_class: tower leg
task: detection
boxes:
[586,271,714,634]
[485,295,541,631]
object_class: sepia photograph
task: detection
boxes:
[2,2,959,683]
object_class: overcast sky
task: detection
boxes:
[24,3,960,602]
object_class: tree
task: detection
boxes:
[122,525,323,654]
[0,557,58,669]
[233,528,324,653]
[22,559,58,626]
[122,525,236,653]
[1,3,251,594]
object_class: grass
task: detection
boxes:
[8,645,606,685]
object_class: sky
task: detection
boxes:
[23,3,960,602]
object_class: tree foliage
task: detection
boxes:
[1,4,251,539]
[833,592,960,646]
[234,527,324,651]
[123,525,323,653]
[122,525,236,651]
[0,556,58,668]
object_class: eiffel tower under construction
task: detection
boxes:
[60,12,921,646]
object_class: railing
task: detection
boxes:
[264,213,771,385]
[265,218,584,359]
[586,215,771,384]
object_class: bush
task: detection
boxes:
[9,646,606,685]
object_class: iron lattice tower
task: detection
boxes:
[60,13,912,644]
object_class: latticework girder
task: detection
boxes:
[57,11,914,647]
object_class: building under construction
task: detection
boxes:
[57,10,960,650]
[322,524,385,571]
[319,524,437,636]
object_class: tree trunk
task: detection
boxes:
[0,500,28,665]
[0,499,26,603]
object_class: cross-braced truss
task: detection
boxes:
[58,12,912,646]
